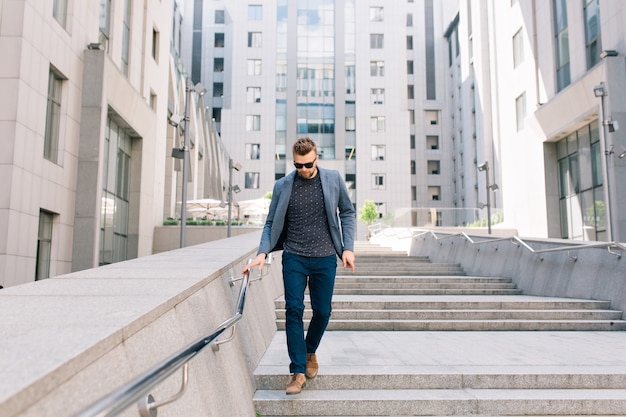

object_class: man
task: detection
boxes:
[243,137,356,395]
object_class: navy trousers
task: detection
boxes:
[281,251,337,375]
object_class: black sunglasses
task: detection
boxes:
[293,156,317,169]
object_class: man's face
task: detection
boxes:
[293,150,318,179]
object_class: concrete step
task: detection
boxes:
[274,295,615,311]
[275,308,624,321]
[333,282,518,290]
[331,288,524,295]
[253,388,626,416]
[346,256,431,263]
[254,368,626,390]
[345,263,463,270]
[335,276,514,283]
[253,330,626,416]
[342,269,466,276]
[274,295,626,331]
[276,318,626,331]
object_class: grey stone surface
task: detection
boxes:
[1,232,285,417]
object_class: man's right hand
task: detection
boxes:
[242,253,267,274]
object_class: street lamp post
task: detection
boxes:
[227,158,242,237]
[171,77,206,248]
[594,82,614,242]
[179,78,192,248]
[478,162,498,235]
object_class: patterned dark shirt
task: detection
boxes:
[283,172,335,257]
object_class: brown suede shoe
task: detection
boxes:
[286,373,306,395]
[306,353,319,378]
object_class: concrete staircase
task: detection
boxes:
[253,243,626,416]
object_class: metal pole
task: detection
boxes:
[179,77,192,248]
[598,88,614,242]
[227,159,233,238]
[485,165,492,235]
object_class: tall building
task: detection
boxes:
[182,0,461,238]
[474,0,626,241]
[184,0,625,241]
[0,0,224,287]
[2,0,625,287]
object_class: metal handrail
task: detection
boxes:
[74,266,252,417]
[416,230,625,259]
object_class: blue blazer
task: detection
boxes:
[258,167,355,258]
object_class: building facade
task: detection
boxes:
[0,0,225,287]
[480,0,626,241]
[2,0,625,287]
[181,0,464,239]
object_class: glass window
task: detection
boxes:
[212,108,221,123]
[35,210,54,280]
[513,28,524,68]
[247,87,261,103]
[214,58,224,72]
[345,116,356,131]
[215,10,225,24]
[428,160,440,175]
[372,174,385,190]
[152,28,159,61]
[245,172,260,189]
[553,0,570,91]
[345,65,356,94]
[370,34,384,49]
[407,60,414,75]
[557,121,608,241]
[427,135,439,150]
[584,0,601,69]
[248,59,262,75]
[121,0,131,76]
[371,145,385,161]
[44,69,63,164]
[248,32,262,48]
[370,61,384,76]
[100,117,131,266]
[425,110,439,125]
[407,85,415,99]
[213,82,223,98]
[215,33,225,48]
[370,116,385,132]
[428,186,441,201]
[53,0,68,28]
[516,92,526,131]
[370,88,384,104]
[246,115,261,131]
[248,5,262,20]
[370,7,383,22]
[99,0,111,39]
[407,35,413,50]
[246,144,260,160]
[407,13,413,27]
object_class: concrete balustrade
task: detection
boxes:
[0,232,281,417]
[406,231,626,317]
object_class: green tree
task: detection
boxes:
[359,200,379,226]
[359,200,379,239]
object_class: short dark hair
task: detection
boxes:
[292,137,317,156]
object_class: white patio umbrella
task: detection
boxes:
[177,198,223,218]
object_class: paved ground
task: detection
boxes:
[257,329,626,376]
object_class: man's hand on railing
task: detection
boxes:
[242,253,266,275]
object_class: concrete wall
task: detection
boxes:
[407,229,626,318]
[152,225,262,253]
[0,232,282,417]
